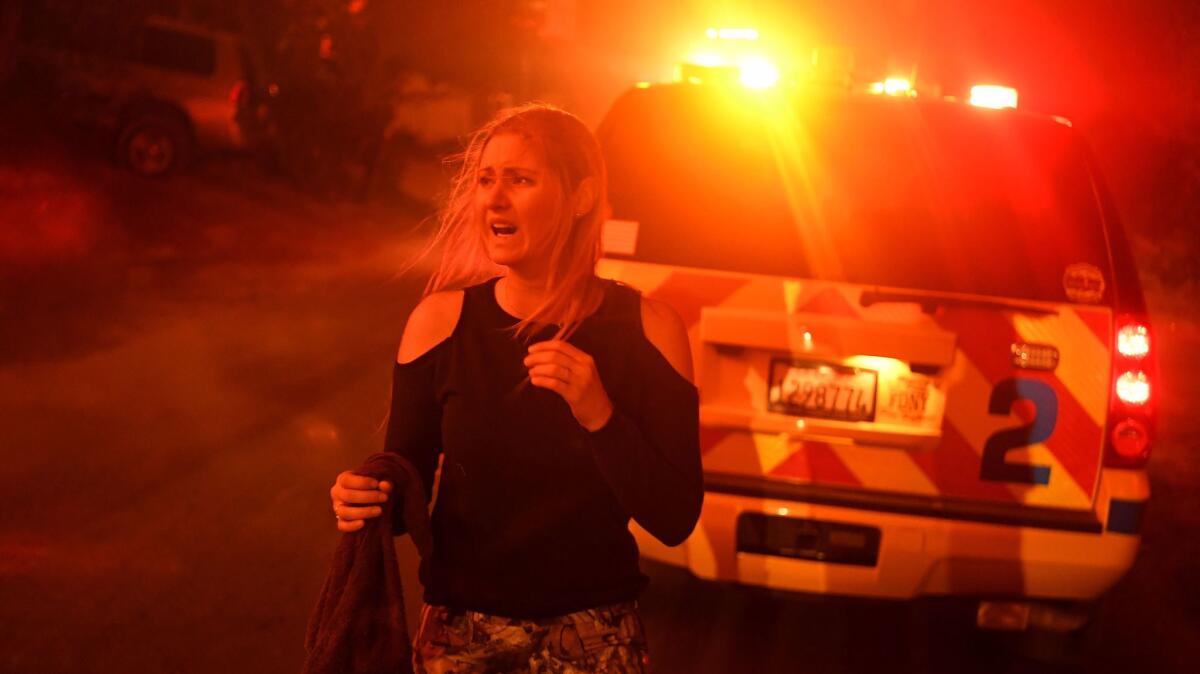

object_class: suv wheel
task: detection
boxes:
[117,114,192,177]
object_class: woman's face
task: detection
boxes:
[475,132,566,276]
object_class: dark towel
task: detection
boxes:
[302,452,433,674]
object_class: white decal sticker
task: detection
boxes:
[1062,263,1105,304]
[601,219,639,256]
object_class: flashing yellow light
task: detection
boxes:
[706,27,759,41]
[635,81,651,89]
[970,84,1018,109]
[676,61,741,86]
[885,78,912,95]
[739,57,779,89]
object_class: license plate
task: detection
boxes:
[767,359,878,422]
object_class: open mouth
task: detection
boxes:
[491,222,518,236]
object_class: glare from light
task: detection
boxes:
[723,28,759,40]
[970,84,1019,109]
[1115,371,1150,405]
[687,51,725,67]
[707,27,759,41]
[635,81,651,89]
[869,78,914,96]
[843,355,907,377]
[884,78,912,96]
[740,57,779,89]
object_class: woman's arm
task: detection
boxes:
[397,290,464,364]
[384,291,462,533]
[640,296,694,381]
[585,296,702,546]
[331,291,462,533]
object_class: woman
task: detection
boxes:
[328,103,702,673]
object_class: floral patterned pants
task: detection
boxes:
[412,601,651,674]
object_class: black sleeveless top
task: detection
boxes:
[383,276,702,619]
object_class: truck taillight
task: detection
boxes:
[1105,316,1155,468]
[229,80,247,106]
[1115,371,1150,405]
[1117,323,1150,358]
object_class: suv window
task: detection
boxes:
[135,26,216,76]
[598,87,1114,304]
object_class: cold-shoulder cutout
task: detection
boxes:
[639,295,694,382]
[397,290,464,364]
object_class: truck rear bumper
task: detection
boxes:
[634,469,1147,601]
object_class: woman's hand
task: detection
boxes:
[524,340,614,431]
[329,471,392,532]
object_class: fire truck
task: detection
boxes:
[594,34,1154,635]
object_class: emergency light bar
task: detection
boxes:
[868,78,914,97]
[970,85,1018,109]
[687,51,724,68]
[680,28,780,89]
[679,51,780,90]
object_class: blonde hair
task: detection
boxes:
[420,102,610,340]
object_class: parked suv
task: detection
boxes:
[595,82,1154,634]
[19,13,268,176]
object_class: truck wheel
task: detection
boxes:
[116,114,191,177]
